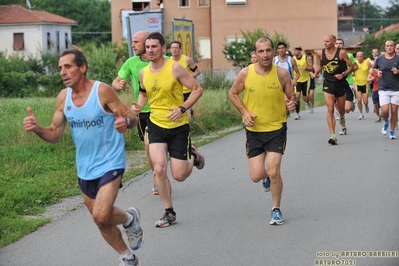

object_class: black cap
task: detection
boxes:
[294,46,302,51]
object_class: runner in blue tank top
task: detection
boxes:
[23,49,144,266]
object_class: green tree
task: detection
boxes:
[361,31,399,58]
[383,0,399,29]
[34,0,111,45]
[352,0,385,31]
[222,28,289,68]
[342,0,398,32]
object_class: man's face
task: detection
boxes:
[145,38,165,61]
[356,52,365,63]
[277,45,287,56]
[256,41,274,67]
[58,54,85,88]
[251,53,257,63]
[385,41,395,55]
[132,33,145,56]
[372,49,379,59]
[170,43,181,57]
[395,44,399,55]
[293,49,302,58]
[335,40,344,49]
[323,36,336,49]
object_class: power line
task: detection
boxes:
[73,32,112,34]
[352,18,399,21]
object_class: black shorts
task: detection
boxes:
[245,123,287,158]
[137,112,150,142]
[183,92,191,102]
[78,169,124,199]
[309,78,315,90]
[345,84,355,102]
[147,119,191,160]
[356,84,368,94]
[372,91,379,104]
[322,79,348,98]
[295,80,310,96]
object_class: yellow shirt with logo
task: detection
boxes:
[143,59,188,129]
[176,55,193,94]
[354,58,370,86]
[243,64,286,132]
[294,55,310,83]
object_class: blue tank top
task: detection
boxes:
[64,81,126,180]
[274,55,293,79]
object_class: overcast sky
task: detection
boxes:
[337,0,391,8]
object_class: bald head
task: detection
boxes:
[395,44,399,55]
[324,34,337,49]
[133,30,149,41]
[132,30,150,56]
[356,51,365,62]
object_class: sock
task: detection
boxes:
[191,151,198,165]
[123,212,133,228]
[121,249,133,259]
[165,207,176,216]
[330,133,335,138]
[272,207,280,212]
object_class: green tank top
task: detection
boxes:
[118,56,151,113]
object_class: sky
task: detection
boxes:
[337,0,391,8]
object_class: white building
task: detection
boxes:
[0,5,77,59]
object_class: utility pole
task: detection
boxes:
[363,0,366,26]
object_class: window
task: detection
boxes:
[13,33,24,50]
[47,32,53,50]
[226,36,244,44]
[179,0,190,7]
[198,0,209,7]
[226,0,247,5]
[56,31,60,53]
[199,37,210,59]
[132,2,150,11]
[65,33,71,49]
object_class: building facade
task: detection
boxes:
[111,0,337,69]
[0,5,77,59]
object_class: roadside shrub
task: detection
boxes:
[0,43,124,98]
[37,74,64,97]
[2,71,40,98]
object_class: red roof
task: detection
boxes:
[0,5,77,25]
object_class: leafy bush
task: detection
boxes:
[0,42,128,98]
[83,43,119,85]
[223,28,289,68]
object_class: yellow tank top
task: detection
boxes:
[243,64,287,132]
[176,55,192,94]
[354,58,370,86]
[143,59,188,129]
[294,55,310,82]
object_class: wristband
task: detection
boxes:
[179,106,187,114]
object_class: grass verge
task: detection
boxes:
[0,83,326,248]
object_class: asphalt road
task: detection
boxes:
[1,104,399,266]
